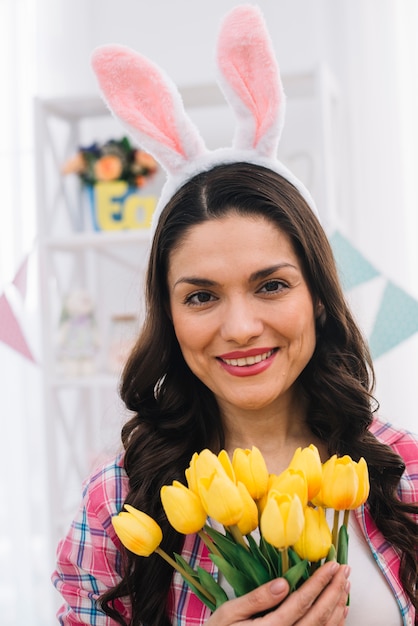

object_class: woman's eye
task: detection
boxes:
[185,291,214,306]
[259,280,287,294]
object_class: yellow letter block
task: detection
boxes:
[93,181,156,231]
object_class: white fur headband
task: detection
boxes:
[91,4,318,235]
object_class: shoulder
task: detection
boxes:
[81,452,129,528]
[370,416,418,506]
[370,416,418,460]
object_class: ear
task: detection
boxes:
[91,45,207,175]
[216,5,285,158]
[315,301,327,328]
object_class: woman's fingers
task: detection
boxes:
[290,562,350,626]
[205,561,350,626]
[206,577,290,625]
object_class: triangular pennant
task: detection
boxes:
[330,231,380,291]
[369,281,418,359]
[12,254,30,300]
[0,292,36,363]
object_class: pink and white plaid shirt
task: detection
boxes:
[52,417,418,625]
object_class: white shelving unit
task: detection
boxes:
[35,67,341,555]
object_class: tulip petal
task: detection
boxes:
[199,474,243,526]
[112,508,162,556]
[161,483,207,534]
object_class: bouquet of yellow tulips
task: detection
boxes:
[112,445,369,611]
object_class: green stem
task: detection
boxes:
[343,509,350,528]
[281,548,289,575]
[155,547,216,604]
[332,509,340,548]
[199,529,222,557]
[227,524,249,550]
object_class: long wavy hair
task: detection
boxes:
[100,163,417,624]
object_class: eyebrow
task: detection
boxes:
[173,263,298,288]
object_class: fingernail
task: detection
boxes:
[343,565,351,578]
[270,579,288,595]
[344,606,349,618]
[329,562,339,574]
[345,580,351,594]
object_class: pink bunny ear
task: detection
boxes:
[216,5,285,158]
[91,45,207,174]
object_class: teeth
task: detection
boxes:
[223,350,274,367]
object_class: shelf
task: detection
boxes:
[44,229,152,250]
[49,373,121,389]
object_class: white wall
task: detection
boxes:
[34,0,418,430]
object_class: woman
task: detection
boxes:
[53,163,418,625]
[53,6,418,625]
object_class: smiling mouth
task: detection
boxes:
[219,349,276,367]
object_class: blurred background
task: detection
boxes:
[1,0,417,623]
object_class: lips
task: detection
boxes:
[219,349,275,367]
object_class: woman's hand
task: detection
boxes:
[205,561,350,625]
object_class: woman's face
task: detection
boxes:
[167,213,318,418]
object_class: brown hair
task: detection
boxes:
[100,162,417,624]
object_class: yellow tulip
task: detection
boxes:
[316,455,359,510]
[199,473,243,526]
[289,444,323,501]
[112,504,162,556]
[350,457,370,508]
[160,481,207,534]
[268,468,309,508]
[232,446,269,500]
[185,449,234,494]
[260,492,305,549]
[236,481,259,535]
[293,506,332,562]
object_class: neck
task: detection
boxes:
[220,393,327,474]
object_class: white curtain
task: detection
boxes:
[0,1,54,624]
[336,0,418,430]
[0,1,417,625]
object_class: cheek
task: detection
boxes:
[285,305,317,348]
[171,311,207,356]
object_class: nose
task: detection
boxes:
[220,296,264,345]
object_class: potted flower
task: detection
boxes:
[62,137,159,231]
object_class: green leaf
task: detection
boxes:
[174,553,199,579]
[246,534,275,578]
[197,567,229,608]
[174,554,216,612]
[283,559,309,591]
[288,547,303,566]
[337,524,349,565]
[259,535,282,577]
[210,554,256,597]
[204,525,270,587]
[325,543,337,562]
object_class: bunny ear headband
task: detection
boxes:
[91,3,318,235]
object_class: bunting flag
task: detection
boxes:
[11,253,29,300]
[329,231,379,290]
[0,292,36,363]
[369,281,418,359]
[330,230,418,360]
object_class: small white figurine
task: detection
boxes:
[56,289,99,376]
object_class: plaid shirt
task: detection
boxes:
[52,417,418,625]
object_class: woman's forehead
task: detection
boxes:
[167,214,299,278]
